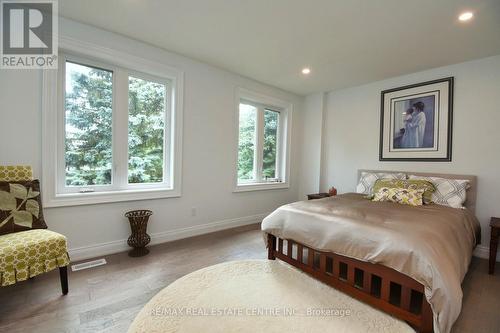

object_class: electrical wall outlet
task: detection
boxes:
[191,207,197,217]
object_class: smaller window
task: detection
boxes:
[235,89,291,192]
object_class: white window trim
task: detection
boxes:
[42,36,184,207]
[234,88,292,192]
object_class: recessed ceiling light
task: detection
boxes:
[458,12,474,22]
[302,68,311,75]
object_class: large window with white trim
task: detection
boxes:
[42,49,183,207]
[235,89,291,191]
[62,55,170,193]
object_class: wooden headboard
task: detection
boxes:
[358,169,478,214]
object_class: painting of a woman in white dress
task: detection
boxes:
[393,96,435,149]
[381,77,453,161]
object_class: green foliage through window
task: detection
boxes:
[237,104,256,181]
[65,61,113,186]
[237,102,280,184]
[64,61,168,187]
[128,76,166,184]
[263,109,278,179]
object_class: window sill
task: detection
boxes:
[233,182,289,193]
[44,187,181,208]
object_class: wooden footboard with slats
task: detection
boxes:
[267,234,433,333]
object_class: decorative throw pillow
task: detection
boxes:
[356,172,406,195]
[408,175,469,209]
[371,179,435,204]
[0,180,47,236]
[372,187,425,206]
[0,165,33,181]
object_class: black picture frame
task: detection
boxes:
[379,77,454,162]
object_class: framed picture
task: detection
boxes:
[379,77,453,161]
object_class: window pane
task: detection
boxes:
[263,109,279,179]
[238,103,257,182]
[65,61,113,186]
[128,76,166,184]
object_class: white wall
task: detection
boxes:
[0,18,304,260]
[313,55,500,258]
[297,93,325,198]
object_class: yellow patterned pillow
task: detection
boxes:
[0,166,33,182]
[372,179,435,204]
[372,187,425,206]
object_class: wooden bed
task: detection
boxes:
[266,170,478,333]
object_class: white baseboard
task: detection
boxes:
[69,213,267,262]
[473,245,499,261]
[69,217,499,263]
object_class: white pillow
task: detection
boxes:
[408,175,470,209]
[356,172,406,195]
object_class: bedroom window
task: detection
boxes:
[62,58,170,193]
[235,89,292,192]
[42,49,183,207]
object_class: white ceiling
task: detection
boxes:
[60,0,500,96]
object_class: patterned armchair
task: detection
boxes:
[0,166,69,294]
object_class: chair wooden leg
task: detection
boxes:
[59,266,68,295]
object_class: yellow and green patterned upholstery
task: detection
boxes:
[0,165,69,291]
[0,166,33,182]
[372,187,425,206]
[372,179,435,204]
[0,229,70,286]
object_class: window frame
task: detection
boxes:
[58,54,118,194]
[234,88,292,192]
[42,37,183,207]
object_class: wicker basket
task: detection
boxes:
[125,210,153,257]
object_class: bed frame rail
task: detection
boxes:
[267,234,433,333]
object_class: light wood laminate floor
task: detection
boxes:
[0,224,499,333]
